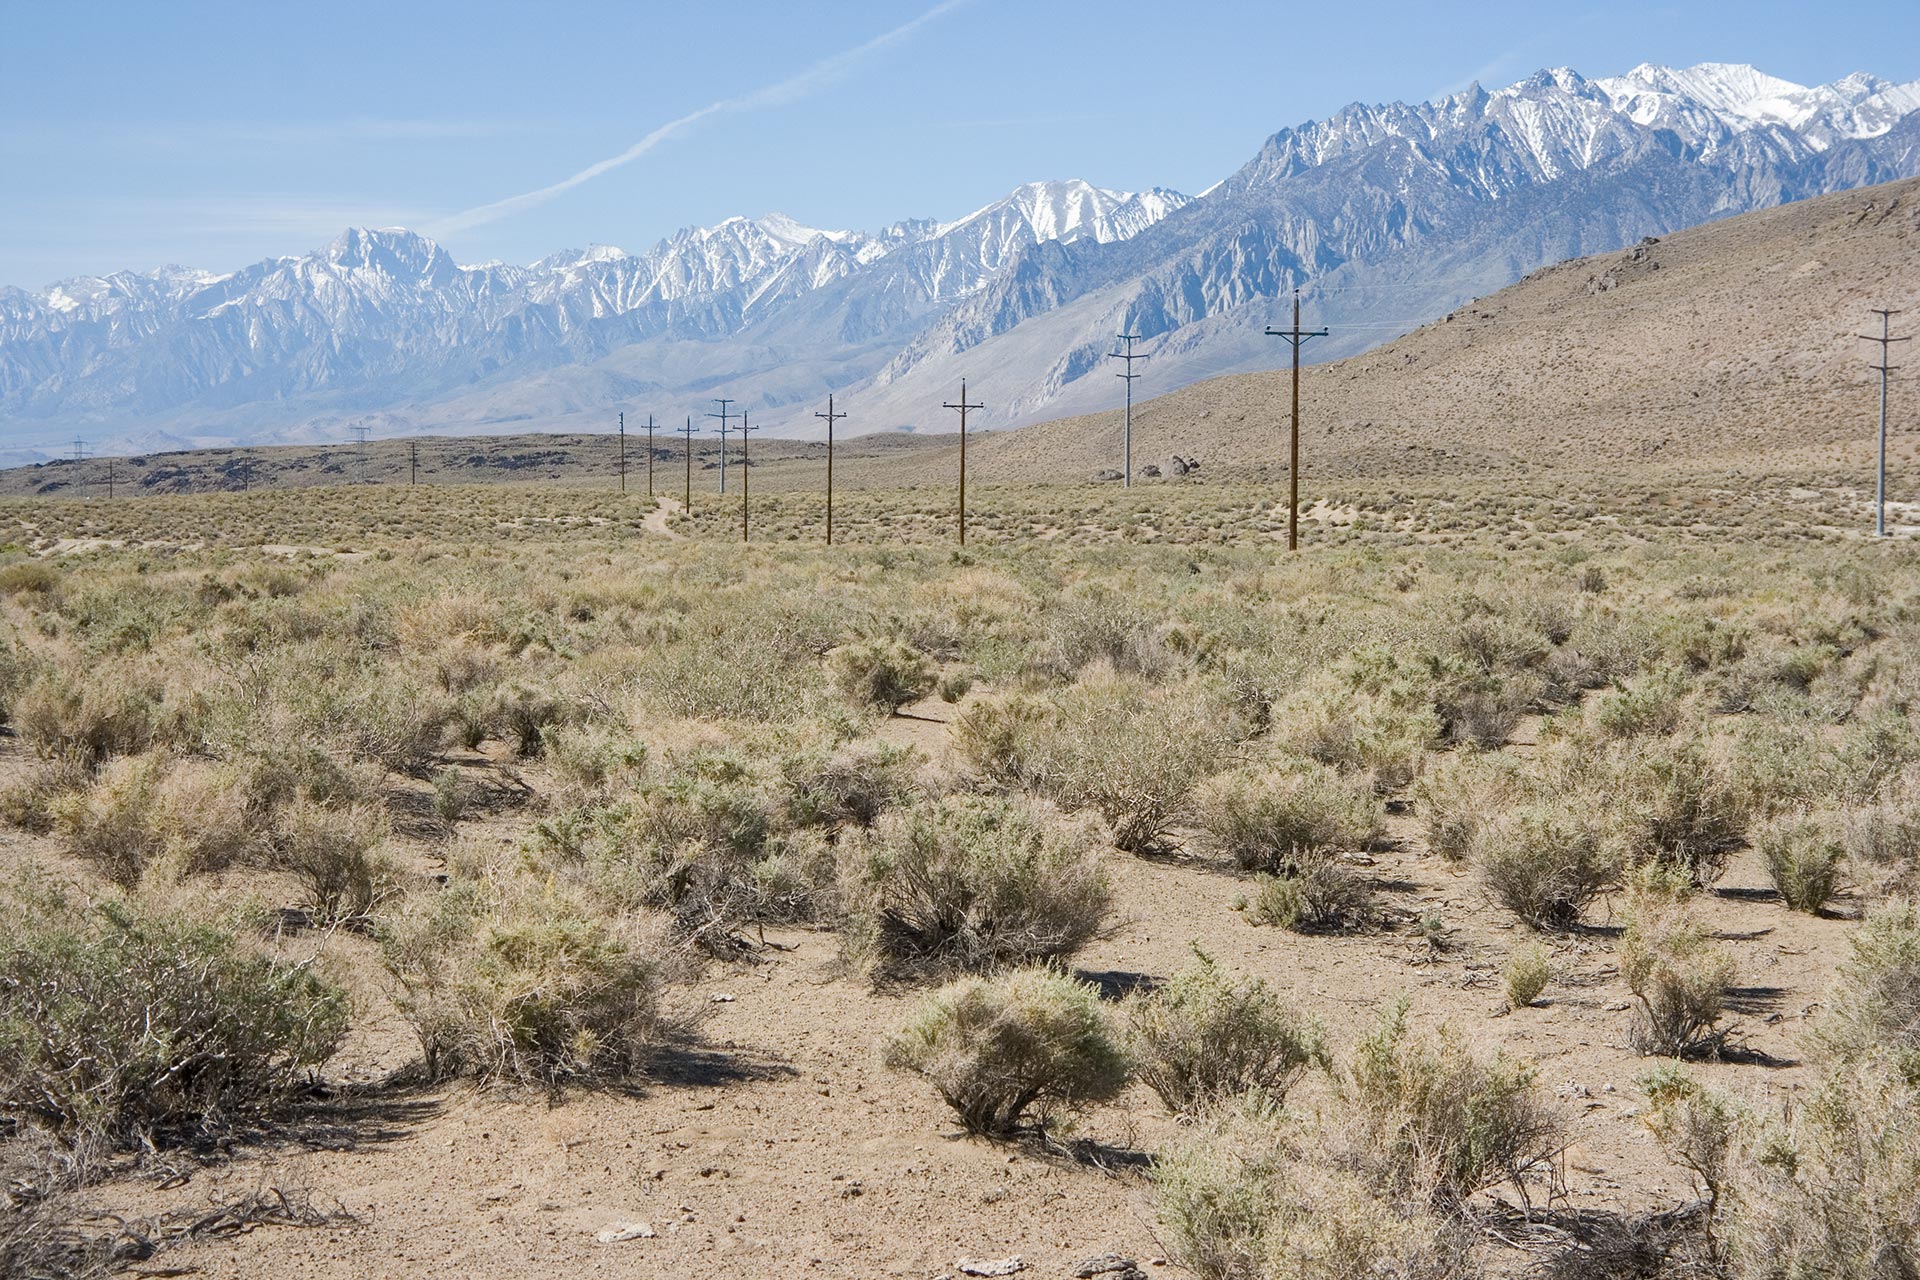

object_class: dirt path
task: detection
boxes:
[642,496,684,540]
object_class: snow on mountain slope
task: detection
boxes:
[0,62,1915,450]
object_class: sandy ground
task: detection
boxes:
[0,700,1853,1277]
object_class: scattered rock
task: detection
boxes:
[710,992,736,1003]
[1073,1255,1146,1279]
[957,1257,1025,1276]
[595,1222,657,1243]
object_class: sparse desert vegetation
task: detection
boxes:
[1,470,1919,1278]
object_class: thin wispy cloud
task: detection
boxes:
[428,1,970,235]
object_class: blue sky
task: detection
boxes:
[2,0,1914,288]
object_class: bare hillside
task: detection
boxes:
[949,176,1920,484]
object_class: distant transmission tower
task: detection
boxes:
[738,410,758,543]
[707,398,737,494]
[678,415,698,511]
[943,380,984,547]
[349,426,373,485]
[1862,308,1910,538]
[1109,333,1148,487]
[71,439,91,496]
[1264,289,1329,552]
[816,395,847,545]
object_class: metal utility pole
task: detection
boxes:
[738,410,758,543]
[349,426,373,485]
[943,380,984,547]
[707,398,737,494]
[1264,289,1329,552]
[619,411,627,494]
[1862,309,1909,538]
[816,395,847,545]
[71,439,91,496]
[646,414,655,496]
[679,416,697,511]
[1109,333,1147,487]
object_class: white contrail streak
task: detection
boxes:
[429,2,968,235]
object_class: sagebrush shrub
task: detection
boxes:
[1473,802,1611,929]
[1198,764,1381,873]
[1757,815,1846,913]
[1604,737,1748,885]
[1621,893,1735,1057]
[1247,862,1373,934]
[1504,942,1553,1008]
[883,966,1128,1135]
[1639,1062,1749,1204]
[1128,949,1327,1113]
[828,638,935,713]
[1815,899,1920,1083]
[1350,999,1562,1203]
[0,893,348,1158]
[382,872,682,1084]
[1412,751,1521,863]
[49,752,256,888]
[1154,1093,1476,1280]
[271,799,398,926]
[842,796,1111,977]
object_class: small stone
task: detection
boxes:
[711,992,736,1003]
[595,1222,657,1243]
[957,1257,1025,1277]
[1072,1255,1146,1279]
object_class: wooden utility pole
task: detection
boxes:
[107,457,116,500]
[679,416,697,511]
[242,455,252,492]
[646,414,655,496]
[943,380,984,547]
[1109,333,1147,487]
[618,411,627,494]
[738,410,758,542]
[410,440,419,486]
[707,398,737,494]
[816,395,847,545]
[1264,290,1328,552]
[1862,309,1909,538]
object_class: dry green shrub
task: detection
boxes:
[1275,683,1440,792]
[1248,862,1374,934]
[1639,1062,1750,1204]
[1756,815,1846,913]
[1621,886,1735,1057]
[1473,801,1612,930]
[1350,999,1562,1204]
[1038,592,1173,681]
[781,738,920,829]
[540,723,648,806]
[1412,750,1522,863]
[1602,736,1749,886]
[1128,949,1328,1114]
[1012,673,1237,853]
[1197,764,1382,873]
[842,796,1111,978]
[1154,1093,1477,1280]
[485,682,577,757]
[1814,899,1920,1083]
[269,800,398,926]
[1504,941,1553,1008]
[883,966,1128,1135]
[1839,795,1920,890]
[382,871,684,1084]
[1723,1063,1920,1280]
[0,892,347,1160]
[0,559,61,597]
[49,753,256,888]
[828,638,936,713]
[1344,997,1566,1212]
[1591,666,1693,739]
[13,669,159,767]
[950,691,1048,788]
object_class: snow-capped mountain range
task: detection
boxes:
[2,61,1917,454]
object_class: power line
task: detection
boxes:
[707,398,737,494]
[943,379,984,547]
[1862,308,1910,538]
[348,426,373,485]
[1265,289,1329,552]
[738,409,758,543]
[816,394,847,546]
[1109,333,1147,487]
[679,415,697,512]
